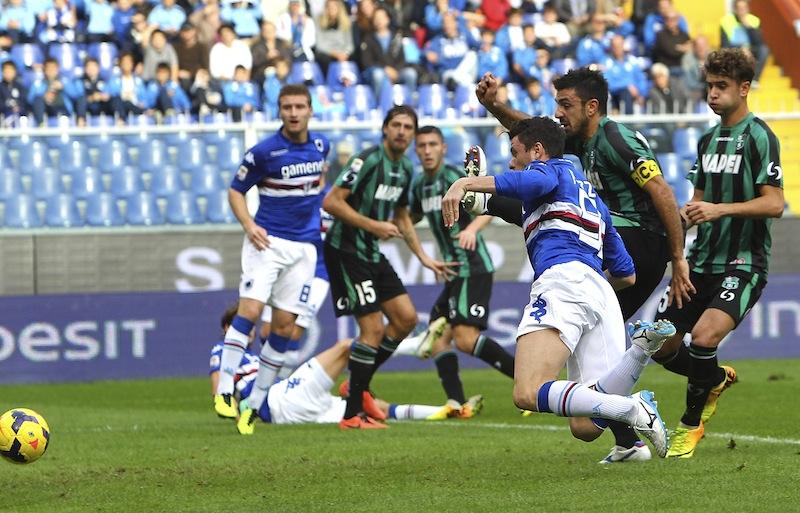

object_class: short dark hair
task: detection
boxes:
[2,60,16,70]
[220,303,239,332]
[218,23,236,35]
[43,57,58,67]
[704,48,755,84]
[382,104,418,132]
[84,57,98,66]
[278,84,311,106]
[508,116,566,157]
[416,125,444,140]
[234,64,247,72]
[156,62,171,72]
[553,66,609,115]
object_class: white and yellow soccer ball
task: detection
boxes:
[0,408,51,464]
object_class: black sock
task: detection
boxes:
[608,421,641,449]
[434,350,466,404]
[343,340,377,419]
[681,343,722,426]
[472,335,514,378]
[372,335,399,372]
[652,343,691,377]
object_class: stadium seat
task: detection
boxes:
[86,192,124,227]
[71,166,103,200]
[657,153,683,184]
[418,84,449,118]
[206,189,235,224]
[151,165,182,198]
[672,178,694,206]
[217,135,244,171]
[138,139,168,174]
[166,191,203,225]
[454,85,486,118]
[671,127,701,158]
[505,83,522,106]
[641,126,670,153]
[126,191,164,226]
[378,84,413,113]
[178,137,206,173]
[10,43,44,70]
[19,140,51,173]
[98,140,129,174]
[551,58,577,76]
[0,168,22,201]
[343,85,376,120]
[191,165,222,197]
[484,131,512,175]
[31,167,63,200]
[326,60,360,92]
[44,193,83,227]
[289,61,324,86]
[111,165,144,199]
[3,194,42,228]
[445,131,472,165]
[87,42,118,80]
[48,43,81,75]
[59,140,90,175]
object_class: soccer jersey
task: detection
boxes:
[570,117,665,235]
[230,128,330,242]
[410,164,494,277]
[494,158,634,281]
[687,112,782,275]
[326,145,414,262]
[209,342,259,397]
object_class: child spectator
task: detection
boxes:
[513,76,554,116]
[222,64,259,121]
[27,58,73,125]
[262,57,289,118]
[80,57,113,116]
[146,62,191,115]
[109,52,149,120]
[0,60,27,118]
[189,68,224,116]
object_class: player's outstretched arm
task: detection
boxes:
[323,185,400,240]
[442,176,498,228]
[228,188,269,249]
[475,72,531,130]
[394,206,458,280]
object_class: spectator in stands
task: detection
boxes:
[142,29,180,82]
[27,57,73,125]
[642,0,688,51]
[209,23,253,80]
[221,0,262,38]
[250,20,292,82]
[86,0,115,43]
[720,0,768,83]
[262,57,289,118]
[652,8,690,72]
[109,52,149,120]
[41,0,77,45]
[128,12,153,62]
[424,0,452,37]
[384,0,418,36]
[80,57,114,116]
[189,67,224,116]
[310,82,347,119]
[353,0,377,51]
[534,3,571,58]
[604,34,647,113]
[276,0,316,62]
[190,0,223,48]
[575,13,610,67]
[314,0,354,76]
[494,7,525,54]
[481,0,511,32]
[512,25,547,82]
[148,0,187,38]
[359,7,417,99]
[477,29,509,83]
[535,48,555,89]
[425,11,479,90]
[681,34,710,101]
[146,61,191,115]
[553,0,595,36]
[513,76,554,116]
[175,22,210,89]
[0,60,27,118]
[222,64,259,121]
[329,137,355,181]
[112,0,136,50]
[647,61,689,114]
[0,0,36,44]
[594,0,635,36]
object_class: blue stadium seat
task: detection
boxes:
[217,136,244,171]
[206,189,235,224]
[326,60,360,92]
[31,167,63,200]
[3,194,42,228]
[672,178,694,206]
[19,140,51,173]
[344,85,376,120]
[379,84,413,113]
[0,168,22,201]
[48,43,81,75]
[45,193,83,227]
[99,139,129,174]
[289,61,325,86]
[671,127,701,158]
[126,192,164,226]
[166,191,203,225]
[445,131,472,165]
[418,84,450,118]
[87,42,118,80]
[484,131,511,175]
[191,165,222,197]
[656,153,683,184]
[59,140,90,175]
[86,192,124,227]
[111,165,144,199]
[178,137,206,173]
[551,58,577,76]
[641,126,670,153]
[71,166,103,200]
[10,43,44,70]
[138,139,168,174]
[454,85,485,118]
[151,165,182,198]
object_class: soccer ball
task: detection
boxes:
[0,408,51,464]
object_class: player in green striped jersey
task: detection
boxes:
[652,48,784,458]
[409,126,516,417]
[323,105,456,429]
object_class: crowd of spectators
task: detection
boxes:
[0,0,770,126]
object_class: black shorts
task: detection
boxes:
[324,243,407,318]
[616,226,671,320]
[430,273,493,330]
[656,270,767,333]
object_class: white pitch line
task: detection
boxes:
[427,420,800,446]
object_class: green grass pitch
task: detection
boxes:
[2,359,799,512]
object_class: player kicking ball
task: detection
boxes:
[441,117,674,458]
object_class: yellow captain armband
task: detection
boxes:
[630,158,662,188]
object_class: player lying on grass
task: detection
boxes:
[210,305,480,427]
[441,117,675,457]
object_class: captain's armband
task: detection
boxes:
[630,158,662,188]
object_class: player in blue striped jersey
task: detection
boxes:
[442,117,673,458]
[216,84,330,435]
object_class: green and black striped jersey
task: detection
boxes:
[410,164,494,278]
[687,112,782,275]
[570,117,665,234]
[326,144,413,263]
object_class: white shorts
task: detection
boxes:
[239,235,316,315]
[261,276,330,329]
[517,261,626,384]
[266,357,345,424]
